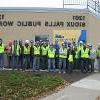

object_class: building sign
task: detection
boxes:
[0,14,86,28]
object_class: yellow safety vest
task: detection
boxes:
[48,48,55,58]
[96,49,100,57]
[12,45,19,55]
[42,46,48,56]
[75,50,79,59]
[59,48,67,58]
[78,45,83,51]
[0,44,4,54]
[34,46,40,55]
[68,54,73,62]
[24,46,30,55]
[81,48,89,58]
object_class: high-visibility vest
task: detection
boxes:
[24,46,30,55]
[59,48,67,58]
[12,45,19,55]
[0,44,4,54]
[42,46,48,56]
[48,48,55,58]
[96,49,100,57]
[34,46,40,55]
[68,54,73,62]
[81,48,89,58]
[78,45,83,51]
[75,50,79,59]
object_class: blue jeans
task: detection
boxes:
[23,55,30,69]
[59,58,66,72]
[0,54,4,69]
[48,58,55,72]
[33,56,40,71]
[12,55,19,69]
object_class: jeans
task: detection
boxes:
[0,54,4,69]
[97,58,100,70]
[41,56,47,70]
[23,55,30,70]
[18,55,24,69]
[12,55,19,69]
[59,58,66,72]
[48,58,55,72]
[81,58,89,73]
[89,59,95,72]
[33,56,40,71]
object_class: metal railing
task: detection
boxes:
[63,0,100,15]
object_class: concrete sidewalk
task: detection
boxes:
[41,73,100,100]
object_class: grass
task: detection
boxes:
[0,71,64,99]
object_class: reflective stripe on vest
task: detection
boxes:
[12,45,19,55]
[48,48,55,58]
[59,48,67,58]
[34,46,40,55]
[0,44,4,53]
[24,46,30,55]
[68,54,73,62]
[81,48,89,58]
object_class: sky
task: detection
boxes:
[0,0,63,8]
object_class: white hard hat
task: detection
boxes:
[79,41,83,44]
[25,40,29,43]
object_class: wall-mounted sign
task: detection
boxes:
[0,14,86,28]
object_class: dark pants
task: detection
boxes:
[30,56,34,69]
[67,61,73,73]
[7,55,12,68]
[33,56,40,71]
[0,53,4,69]
[55,56,59,69]
[23,55,30,70]
[41,56,48,70]
[89,59,95,72]
[81,58,89,73]
[73,59,80,70]
[12,55,19,69]
[19,55,24,69]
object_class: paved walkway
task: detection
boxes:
[41,73,100,100]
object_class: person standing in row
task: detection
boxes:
[96,43,100,71]
[23,40,30,70]
[19,40,24,69]
[0,38,5,69]
[33,41,40,71]
[89,44,96,72]
[41,42,48,70]
[59,43,67,73]
[48,43,56,72]
[80,44,90,73]
[12,40,19,69]
[67,46,74,73]
[30,40,34,68]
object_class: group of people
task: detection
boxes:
[0,38,100,73]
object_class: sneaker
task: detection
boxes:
[63,71,66,74]
[59,71,61,74]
